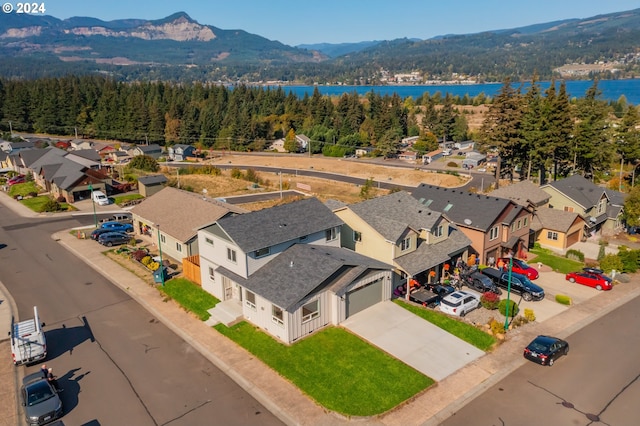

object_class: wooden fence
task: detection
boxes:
[182,255,201,286]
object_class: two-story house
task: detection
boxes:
[411,184,533,265]
[129,144,163,159]
[541,174,624,238]
[331,191,471,289]
[198,197,393,344]
[167,144,196,161]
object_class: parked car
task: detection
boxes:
[523,335,569,366]
[439,290,480,317]
[92,190,110,206]
[497,257,539,280]
[566,268,613,291]
[462,271,502,295]
[98,231,133,247]
[100,221,133,233]
[480,268,545,301]
[90,228,114,240]
[7,174,26,186]
[21,372,63,425]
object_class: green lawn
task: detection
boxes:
[113,193,144,204]
[395,300,496,351]
[215,323,433,416]
[19,195,73,212]
[158,278,219,321]
[529,247,584,274]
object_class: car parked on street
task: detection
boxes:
[100,221,133,233]
[480,268,545,301]
[21,372,63,425]
[523,335,569,366]
[566,268,613,291]
[497,257,539,280]
[98,231,133,247]
[439,290,480,317]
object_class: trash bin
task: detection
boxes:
[153,267,168,283]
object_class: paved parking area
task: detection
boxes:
[341,301,485,381]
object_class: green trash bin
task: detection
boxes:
[153,267,168,283]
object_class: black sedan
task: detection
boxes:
[523,335,569,366]
[98,231,133,247]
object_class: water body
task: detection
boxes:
[280,79,640,105]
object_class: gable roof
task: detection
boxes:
[216,197,343,253]
[394,226,471,275]
[130,186,248,242]
[411,184,515,231]
[68,149,102,162]
[348,191,442,242]
[531,207,584,233]
[138,174,168,185]
[241,244,391,311]
[543,174,606,209]
[135,144,162,153]
[489,180,551,207]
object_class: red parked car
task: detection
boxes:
[565,268,613,291]
[7,174,25,186]
[498,257,539,280]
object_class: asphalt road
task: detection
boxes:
[0,207,283,425]
[441,294,640,426]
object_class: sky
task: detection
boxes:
[9,0,640,46]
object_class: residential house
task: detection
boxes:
[531,208,585,251]
[397,151,418,163]
[70,139,95,151]
[137,174,168,197]
[0,141,35,154]
[167,144,196,161]
[65,149,103,169]
[197,197,392,344]
[454,141,475,150]
[267,139,286,152]
[422,149,444,164]
[355,147,374,158]
[107,150,131,164]
[462,152,486,169]
[411,184,533,265]
[130,186,247,262]
[489,180,551,210]
[541,174,624,238]
[295,134,310,151]
[130,144,163,160]
[332,191,471,288]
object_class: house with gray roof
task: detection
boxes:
[332,191,471,289]
[489,180,551,209]
[130,186,247,262]
[0,140,35,154]
[541,174,624,238]
[167,144,196,161]
[410,184,533,265]
[130,144,163,159]
[531,208,585,251]
[137,174,168,197]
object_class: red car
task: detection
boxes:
[565,268,613,291]
[498,257,539,280]
[7,174,25,186]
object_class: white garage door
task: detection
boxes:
[346,278,383,318]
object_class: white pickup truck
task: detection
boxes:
[9,306,47,365]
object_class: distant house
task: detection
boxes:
[462,152,486,169]
[295,134,310,151]
[489,180,551,210]
[130,144,162,159]
[137,174,168,197]
[401,136,419,147]
[0,141,35,154]
[422,149,444,164]
[398,151,418,162]
[167,144,196,161]
[108,150,131,164]
[355,147,374,158]
[454,141,475,150]
[267,139,286,153]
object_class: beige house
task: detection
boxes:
[531,208,585,251]
[332,191,471,289]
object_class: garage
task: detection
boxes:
[566,230,581,247]
[345,278,383,318]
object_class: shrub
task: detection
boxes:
[141,255,152,266]
[510,315,529,328]
[56,195,66,203]
[230,168,243,179]
[488,318,504,335]
[28,191,38,198]
[131,249,148,262]
[565,249,584,262]
[598,253,624,275]
[498,299,519,317]
[597,242,606,261]
[40,198,62,212]
[523,308,536,322]
[447,161,458,168]
[480,292,500,310]
[617,247,638,273]
[147,261,160,271]
[555,294,572,305]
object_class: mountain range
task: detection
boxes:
[1,9,639,83]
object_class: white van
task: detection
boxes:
[92,190,109,206]
[10,306,47,365]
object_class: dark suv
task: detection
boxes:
[480,267,545,301]
[462,271,502,295]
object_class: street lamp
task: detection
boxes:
[88,183,97,228]
[156,224,165,286]
[504,252,514,332]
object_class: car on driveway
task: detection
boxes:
[566,268,613,291]
[480,268,545,301]
[8,174,26,186]
[21,371,63,425]
[439,291,480,317]
[98,231,133,247]
[462,271,502,294]
[498,257,539,280]
[100,221,133,233]
[90,228,114,241]
[523,335,569,366]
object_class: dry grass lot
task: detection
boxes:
[161,154,468,209]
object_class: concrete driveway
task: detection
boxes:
[341,301,485,381]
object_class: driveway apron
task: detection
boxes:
[341,301,485,381]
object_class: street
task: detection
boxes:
[441,294,640,426]
[0,203,283,425]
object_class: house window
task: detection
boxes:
[205,237,214,246]
[176,242,182,252]
[160,234,166,243]
[434,225,444,237]
[227,247,237,263]
[489,226,499,241]
[511,223,516,232]
[400,237,411,251]
[325,227,337,241]
[301,300,319,323]
[254,247,270,258]
[208,266,215,281]
[353,231,362,242]
[564,206,574,213]
[524,217,528,226]
[245,290,256,310]
[272,305,284,326]
[517,219,521,229]
[547,231,559,241]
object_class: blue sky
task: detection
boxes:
[21,0,640,45]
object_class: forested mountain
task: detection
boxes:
[0,9,639,83]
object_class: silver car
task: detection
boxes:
[21,372,63,425]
